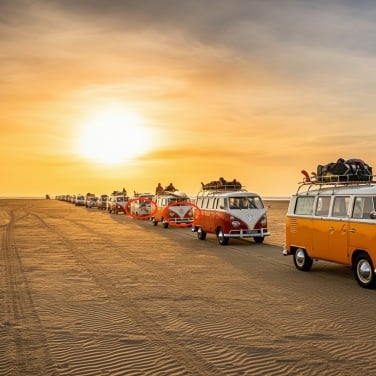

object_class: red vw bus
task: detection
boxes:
[192,179,269,245]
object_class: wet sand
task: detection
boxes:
[1,199,376,375]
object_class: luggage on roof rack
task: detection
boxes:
[316,158,373,183]
[201,177,242,191]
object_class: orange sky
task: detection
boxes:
[2,0,376,198]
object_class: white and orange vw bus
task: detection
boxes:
[151,191,193,228]
[283,182,376,288]
[192,180,269,245]
[128,193,155,219]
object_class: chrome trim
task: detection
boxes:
[225,229,270,238]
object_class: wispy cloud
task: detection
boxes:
[2,0,376,195]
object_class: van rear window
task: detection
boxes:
[295,196,315,215]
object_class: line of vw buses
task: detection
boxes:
[58,171,376,289]
[130,184,270,240]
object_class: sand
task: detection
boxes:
[1,199,376,375]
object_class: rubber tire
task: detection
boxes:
[152,219,158,226]
[354,253,376,289]
[217,228,229,245]
[293,248,313,271]
[197,228,207,240]
[254,236,264,244]
[162,221,169,229]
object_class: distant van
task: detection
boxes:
[129,193,155,218]
[107,194,130,214]
[192,187,269,245]
[283,182,376,288]
[151,191,193,228]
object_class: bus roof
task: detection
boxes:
[197,190,260,198]
[296,183,376,196]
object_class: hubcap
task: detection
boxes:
[358,260,372,284]
[295,249,305,267]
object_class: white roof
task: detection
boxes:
[297,184,376,196]
[197,190,260,198]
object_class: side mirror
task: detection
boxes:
[369,211,376,220]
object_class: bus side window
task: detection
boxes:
[217,198,224,209]
[315,196,331,216]
[364,197,374,217]
[196,197,203,207]
[201,198,206,208]
[205,198,211,209]
[213,198,219,209]
[332,196,349,218]
[353,197,374,219]
[352,197,363,218]
[294,196,315,215]
[223,198,228,209]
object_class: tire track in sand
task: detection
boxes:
[0,209,57,376]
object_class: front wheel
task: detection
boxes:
[197,227,207,240]
[293,248,313,271]
[162,220,169,229]
[254,236,264,244]
[217,228,229,245]
[354,253,376,289]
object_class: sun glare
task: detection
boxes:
[78,105,151,164]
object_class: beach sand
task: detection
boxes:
[1,199,376,375]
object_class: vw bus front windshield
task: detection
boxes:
[167,197,190,204]
[228,196,263,210]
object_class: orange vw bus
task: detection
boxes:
[283,181,376,288]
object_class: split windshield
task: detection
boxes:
[167,197,190,204]
[228,196,263,209]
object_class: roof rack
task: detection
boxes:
[197,186,248,197]
[202,183,243,191]
[297,174,375,194]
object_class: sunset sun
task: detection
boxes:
[77,105,151,164]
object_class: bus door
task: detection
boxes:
[199,196,213,232]
[348,196,376,256]
[328,196,350,264]
[312,196,331,259]
[312,195,349,263]
[207,197,217,233]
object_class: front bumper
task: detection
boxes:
[225,228,270,238]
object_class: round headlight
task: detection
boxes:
[232,220,241,228]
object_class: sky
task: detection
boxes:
[2,0,376,198]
